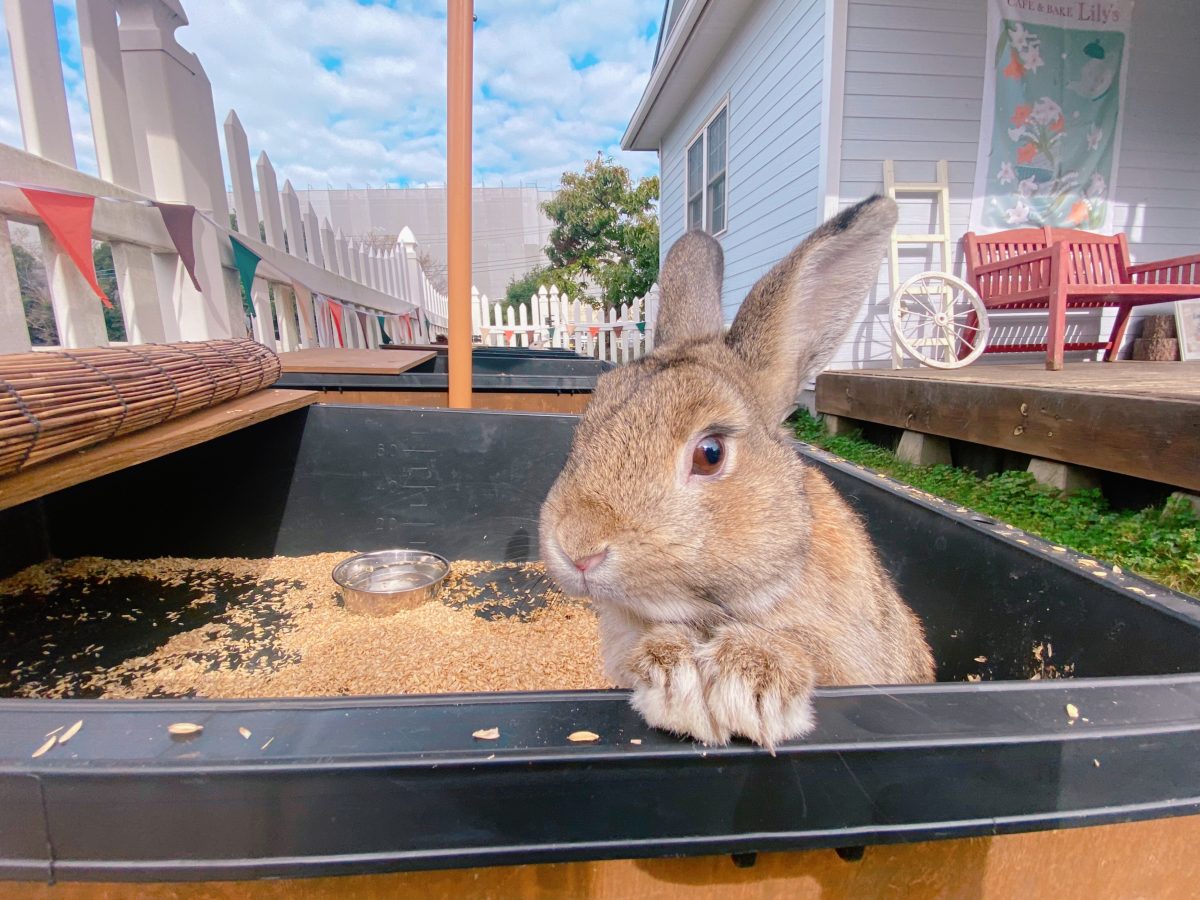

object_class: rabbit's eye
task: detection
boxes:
[691,435,725,476]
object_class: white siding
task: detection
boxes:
[832,0,1200,370]
[659,0,825,321]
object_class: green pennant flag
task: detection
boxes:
[549,326,556,342]
[636,321,646,335]
[229,235,260,317]
[378,315,393,345]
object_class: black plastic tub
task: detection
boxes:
[1,404,1199,883]
[274,346,614,412]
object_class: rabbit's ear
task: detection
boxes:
[655,230,725,347]
[727,196,896,423]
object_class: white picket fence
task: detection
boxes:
[473,285,660,362]
[0,0,448,354]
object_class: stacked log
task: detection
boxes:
[1132,315,1179,361]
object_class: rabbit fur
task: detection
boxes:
[539,195,935,750]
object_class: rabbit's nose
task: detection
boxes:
[573,549,608,573]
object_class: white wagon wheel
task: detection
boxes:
[891,271,989,369]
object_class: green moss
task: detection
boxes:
[792,411,1200,598]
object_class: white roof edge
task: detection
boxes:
[621,0,711,152]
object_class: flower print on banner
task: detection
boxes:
[971,0,1132,232]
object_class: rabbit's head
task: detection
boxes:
[540,196,898,624]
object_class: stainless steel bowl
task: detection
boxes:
[331,549,450,616]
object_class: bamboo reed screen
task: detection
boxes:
[0,340,280,477]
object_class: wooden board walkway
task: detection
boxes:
[815,362,1200,492]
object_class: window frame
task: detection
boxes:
[683,99,729,238]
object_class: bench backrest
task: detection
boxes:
[964,227,1131,288]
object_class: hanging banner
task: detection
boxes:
[151,201,202,291]
[355,309,369,344]
[378,315,393,345]
[229,236,260,316]
[971,0,1133,232]
[328,299,345,347]
[19,187,111,307]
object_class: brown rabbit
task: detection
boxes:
[539,196,935,750]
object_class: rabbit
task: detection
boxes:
[539,195,935,750]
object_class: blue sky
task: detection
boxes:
[0,0,662,189]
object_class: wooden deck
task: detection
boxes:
[815,362,1200,492]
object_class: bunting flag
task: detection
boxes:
[151,201,202,291]
[588,326,599,338]
[565,323,576,335]
[327,299,345,347]
[503,329,514,342]
[355,309,369,343]
[378,315,392,345]
[526,329,534,343]
[614,325,624,338]
[404,315,414,341]
[19,187,111,307]
[549,326,556,342]
[229,235,260,316]
[636,321,646,335]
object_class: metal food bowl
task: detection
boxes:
[332,549,450,616]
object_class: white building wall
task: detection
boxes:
[831,0,1200,370]
[659,0,826,322]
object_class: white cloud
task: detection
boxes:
[0,0,661,190]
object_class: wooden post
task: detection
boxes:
[447,0,474,407]
[0,216,33,352]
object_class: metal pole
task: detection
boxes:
[446,0,474,408]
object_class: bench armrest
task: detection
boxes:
[1128,253,1200,285]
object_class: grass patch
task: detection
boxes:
[791,411,1200,598]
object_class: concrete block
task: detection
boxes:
[824,414,862,437]
[896,430,952,467]
[1027,458,1100,494]
[1168,491,1200,517]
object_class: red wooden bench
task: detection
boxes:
[962,226,1200,370]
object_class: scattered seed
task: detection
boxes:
[1112,565,1122,575]
[31,736,57,758]
[1093,759,1101,767]
[238,727,252,740]
[1065,703,1080,720]
[630,739,643,745]
[473,727,500,740]
[58,720,83,744]
[44,725,63,739]
[568,730,600,742]
[974,656,987,663]
[167,722,203,735]
[260,737,275,750]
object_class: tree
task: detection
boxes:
[12,238,126,345]
[504,264,578,307]
[540,154,659,307]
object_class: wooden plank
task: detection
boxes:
[313,388,593,415]
[831,362,1200,399]
[2,814,1198,898]
[816,371,1200,491]
[278,348,436,375]
[0,389,318,512]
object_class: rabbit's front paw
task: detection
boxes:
[696,625,817,751]
[627,625,728,745]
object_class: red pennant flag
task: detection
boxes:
[20,187,111,307]
[588,326,599,338]
[404,315,413,341]
[504,329,514,341]
[328,300,345,347]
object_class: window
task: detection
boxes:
[685,104,728,234]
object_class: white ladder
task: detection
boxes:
[884,159,953,368]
